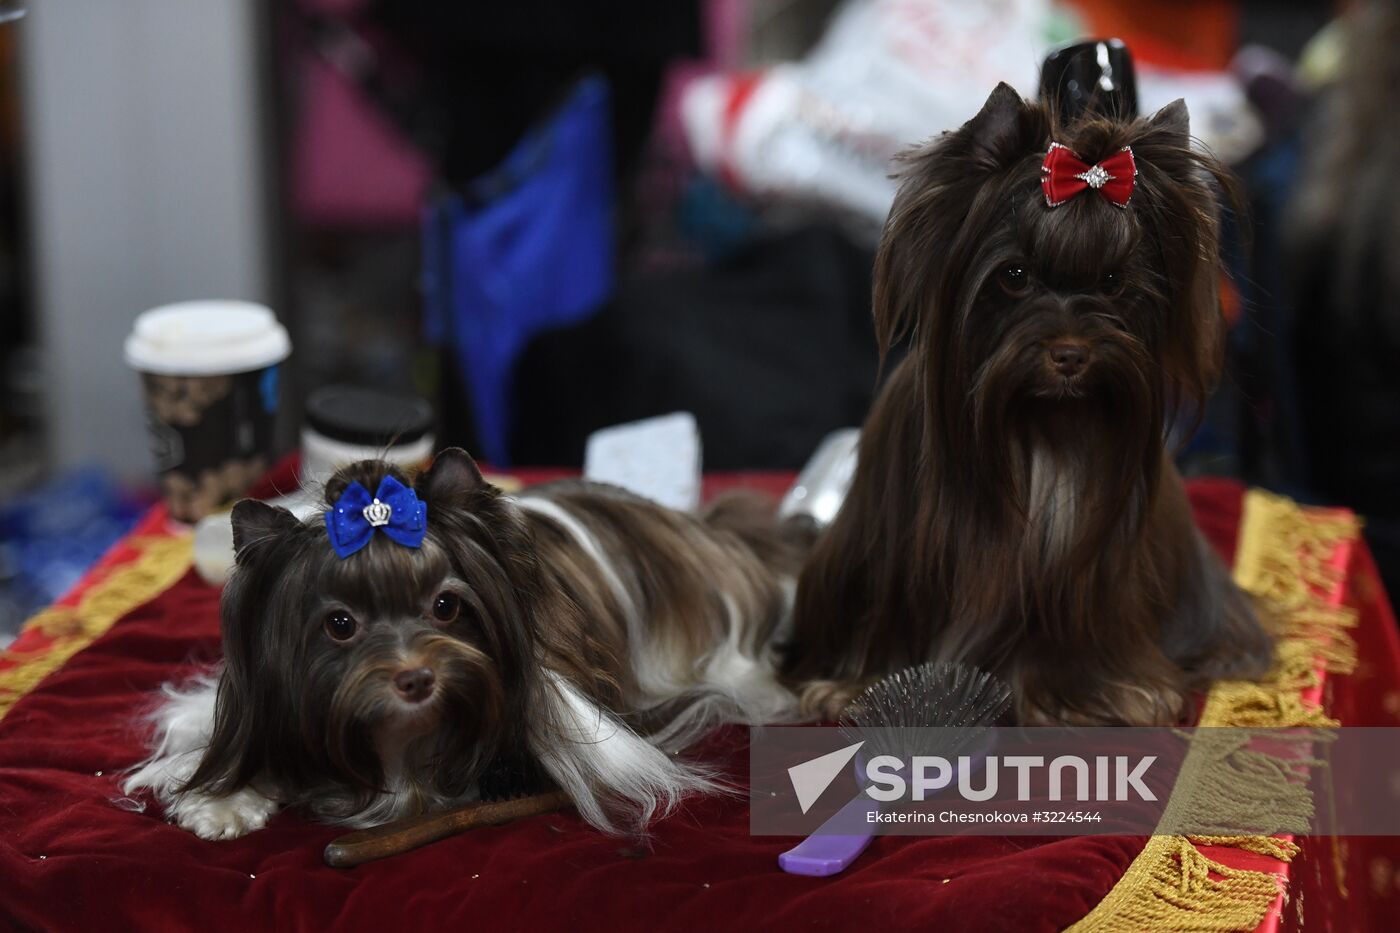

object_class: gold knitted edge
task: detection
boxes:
[1067,490,1359,932]
[0,534,193,721]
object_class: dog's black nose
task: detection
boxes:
[1048,342,1089,377]
[393,667,436,703]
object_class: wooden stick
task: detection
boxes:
[323,790,571,868]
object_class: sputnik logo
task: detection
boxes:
[787,742,864,814]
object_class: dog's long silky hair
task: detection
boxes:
[181,456,600,821]
[783,84,1272,725]
[128,449,807,836]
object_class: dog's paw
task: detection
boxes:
[176,788,280,840]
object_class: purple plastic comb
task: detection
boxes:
[777,757,880,877]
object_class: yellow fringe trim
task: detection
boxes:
[1069,490,1359,932]
[0,534,193,721]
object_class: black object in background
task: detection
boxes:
[369,0,701,187]
[511,225,881,471]
[1039,38,1139,123]
[1286,0,1400,601]
[305,384,435,450]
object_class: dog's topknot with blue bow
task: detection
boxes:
[324,475,427,559]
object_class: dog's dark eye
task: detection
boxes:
[431,592,461,624]
[997,264,1030,296]
[1101,270,1124,295]
[324,611,358,642]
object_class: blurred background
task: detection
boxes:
[0,0,1396,644]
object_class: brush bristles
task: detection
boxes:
[837,662,1011,761]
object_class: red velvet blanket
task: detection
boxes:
[0,478,1393,932]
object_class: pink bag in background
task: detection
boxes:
[288,0,431,228]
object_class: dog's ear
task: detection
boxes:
[1133,100,1195,184]
[873,83,1041,360]
[230,499,299,562]
[964,82,1025,160]
[1132,96,1236,426]
[416,447,495,511]
[1146,99,1190,146]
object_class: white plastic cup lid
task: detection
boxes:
[124,300,291,376]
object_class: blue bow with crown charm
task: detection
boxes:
[325,476,428,558]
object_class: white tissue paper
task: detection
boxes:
[583,412,703,513]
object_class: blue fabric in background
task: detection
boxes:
[422,76,615,467]
[0,468,150,644]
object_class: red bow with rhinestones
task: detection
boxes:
[1040,143,1137,208]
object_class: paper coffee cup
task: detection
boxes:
[124,301,291,523]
